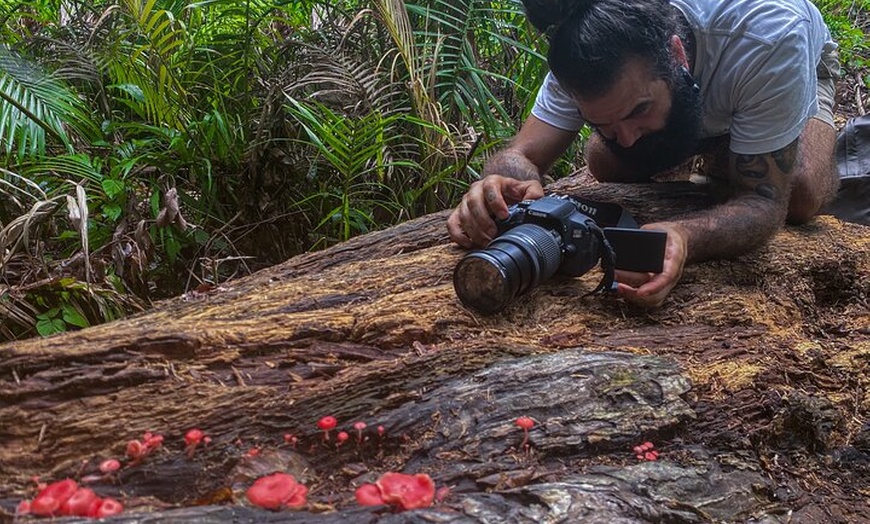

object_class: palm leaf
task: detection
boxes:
[0,45,99,159]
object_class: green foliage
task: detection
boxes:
[3,276,138,339]
[814,0,870,70]
[0,46,101,160]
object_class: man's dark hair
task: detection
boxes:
[522,0,682,99]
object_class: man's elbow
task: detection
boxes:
[786,190,829,224]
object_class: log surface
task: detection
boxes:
[1,177,868,523]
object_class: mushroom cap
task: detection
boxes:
[246,473,308,511]
[376,472,436,510]
[515,416,535,430]
[284,483,309,509]
[60,487,97,517]
[16,500,31,516]
[317,416,338,431]
[185,428,205,447]
[126,440,145,459]
[354,483,385,506]
[95,498,124,518]
[144,433,164,450]
[353,421,367,431]
[31,479,78,516]
[99,459,121,474]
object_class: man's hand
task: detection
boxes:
[447,175,544,248]
[615,222,687,307]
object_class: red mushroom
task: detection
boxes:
[30,479,78,517]
[94,497,124,518]
[99,459,121,474]
[126,439,146,463]
[353,421,367,443]
[354,483,385,506]
[336,431,349,448]
[284,483,309,509]
[435,486,452,503]
[83,457,123,484]
[144,432,164,451]
[376,472,436,511]
[246,473,308,511]
[515,416,535,451]
[59,487,98,517]
[317,416,338,442]
[184,428,205,458]
[15,500,31,516]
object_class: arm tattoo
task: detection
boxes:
[772,142,798,172]
[677,139,799,263]
[734,140,799,202]
[735,154,768,179]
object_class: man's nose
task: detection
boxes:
[615,123,643,148]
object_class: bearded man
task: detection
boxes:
[447,0,840,307]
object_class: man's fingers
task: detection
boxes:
[617,282,668,308]
[614,269,651,288]
[453,187,495,247]
[447,210,473,248]
[446,175,545,249]
[480,179,511,220]
[512,179,545,201]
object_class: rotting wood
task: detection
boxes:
[0,176,868,523]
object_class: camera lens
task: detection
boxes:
[453,223,563,314]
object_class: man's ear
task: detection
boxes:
[670,34,689,69]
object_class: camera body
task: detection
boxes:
[496,195,602,277]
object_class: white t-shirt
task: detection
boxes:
[531,0,836,155]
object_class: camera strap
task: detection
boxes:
[586,225,618,294]
[554,195,630,294]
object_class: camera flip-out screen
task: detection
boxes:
[602,227,667,273]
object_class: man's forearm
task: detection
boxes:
[675,144,796,263]
[482,148,544,182]
[671,196,786,263]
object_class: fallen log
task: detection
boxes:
[0,176,868,523]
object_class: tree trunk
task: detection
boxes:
[1,177,868,523]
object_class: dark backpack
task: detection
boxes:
[825,114,870,225]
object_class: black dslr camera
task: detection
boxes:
[452,195,666,314]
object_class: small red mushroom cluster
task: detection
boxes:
[17,479,123,519]
[313,416,385,449]
[633,441,659,461]
[15,416,447,517]
[126,430,164,465]
[246,472,309,511]
[355,472,436,511]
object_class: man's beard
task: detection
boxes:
[602,70,703,176]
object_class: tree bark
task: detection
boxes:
[1,177,868,523]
